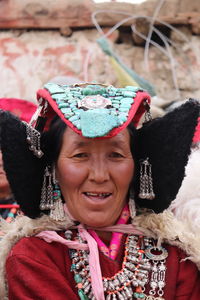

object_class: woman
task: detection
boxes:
[0,83,200,300]
[0,150,16,220]
[0,98,36,221]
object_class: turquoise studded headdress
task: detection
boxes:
[35,83,151,138]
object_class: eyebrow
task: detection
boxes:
[71,140,91,148]
[70,138,127,149]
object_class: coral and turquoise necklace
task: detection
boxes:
[65,230,168,300]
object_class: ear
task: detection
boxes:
[0,111,46,218]
[133,99,200,213]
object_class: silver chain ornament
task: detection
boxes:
[40,165,65,221]
[23,121,44,158]
[139,158,155,200]
[67,233,167,300]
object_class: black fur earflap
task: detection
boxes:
[134,99,200,213]
[0,111,46,218]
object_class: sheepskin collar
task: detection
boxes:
[1,210,200,299]
[169,146,200,234]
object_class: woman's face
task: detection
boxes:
[0,151,11,198]
[56,127,134,227]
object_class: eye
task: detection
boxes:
[73,153,88,158]
[109,152,124,158]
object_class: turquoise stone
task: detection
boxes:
[72,108,83,115]
[60,108,72,114]
[120,103,131,109]
[111,99,120,104]
[82,88,93,96]
[118,113,127,124]
[69,102,77,108]
[122,97,134,103]
[74,274,82,283]
[108,87,117,93]
[125,86,140,92]
[52,93,66,103]
[110,110,118,116]
[116,91,123,96]
[73,120,81,130]
[64,112,74,119]
[134,292,145,299]
[119,107,130,112]
[122,91,137,97]
[43,83,143,138]
[112,104,120,108]
[82,85,106,96]
[69,115,79,122]
[44,83,64,94]
[70,264,76,271]
[67,98,76,104]
[78,289,89,300]
[108,91,116,96]
[71,107,80,112]
[72,92,81,97]
[114,96,123,100]
[58,103,69,109]
[120,100,133,106]
[52,93,66,101]
[80,109,119,138]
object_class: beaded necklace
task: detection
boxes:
[65,230,168,300]
[0,202,19,222]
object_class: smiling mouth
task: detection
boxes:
[83,192,112,199]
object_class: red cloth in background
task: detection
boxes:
[193,117,200,144]
[0,98,37,123]
[6,234,200,300]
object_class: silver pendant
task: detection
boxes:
[78,95,112,109]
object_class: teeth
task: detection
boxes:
[85,192,110,197]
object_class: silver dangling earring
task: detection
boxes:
[23,121,44,158]
[40,165,65,221]
[138,158,155,200]
[50,172,65,221]
[40,166,54,210]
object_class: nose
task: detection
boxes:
[88,158,110,183]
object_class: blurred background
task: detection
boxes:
[0,0,200,115]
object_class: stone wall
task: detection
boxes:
[0,0,200,112]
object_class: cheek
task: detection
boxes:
[115,160,134,190]
[56,160,87,191]
[0,174,9,187]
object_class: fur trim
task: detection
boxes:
[132,210,200,269]
[169,146,200,233]
[0,214,74,299]
[1,210,200,299]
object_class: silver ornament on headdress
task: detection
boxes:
[23,98,47,158]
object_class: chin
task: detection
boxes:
[82,215,113,228]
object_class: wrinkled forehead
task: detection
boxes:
[60,126,131,150]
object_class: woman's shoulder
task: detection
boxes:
[7,233,68,266]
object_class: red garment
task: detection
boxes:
[6,235,200,300]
